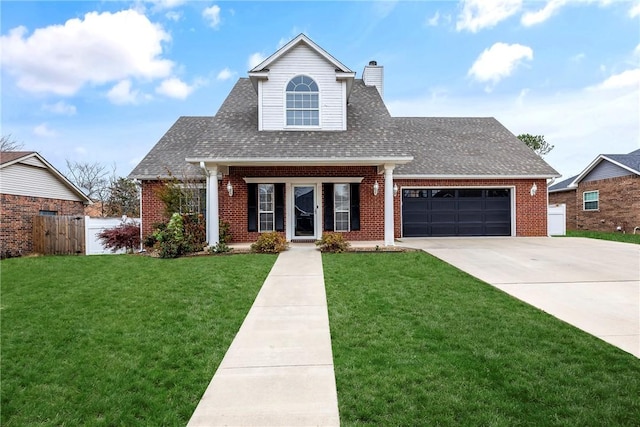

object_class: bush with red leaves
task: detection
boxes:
[98,221,141,254]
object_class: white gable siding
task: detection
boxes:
[0,162,86,201]
[260,44,346,131]
[583,160,634,182]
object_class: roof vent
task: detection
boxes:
[369,60,377,66]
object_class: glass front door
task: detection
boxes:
[293,185,315,238]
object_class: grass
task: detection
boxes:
[1,254,276,426]
[564,229,640,245]
[323,252,640,426]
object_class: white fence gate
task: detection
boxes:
[85,216,140,255]
[548,204,566,236]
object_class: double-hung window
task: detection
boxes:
[286,75,319,126]
[258,184,275,231]
[334,184,350,232]
[583,190,599,211]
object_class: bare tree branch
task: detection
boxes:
[1,134,25,151]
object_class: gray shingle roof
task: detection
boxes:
[129,78,559,179]
[548,175,578,192]
[604,150,640,174]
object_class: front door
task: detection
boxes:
[293,185,316,239]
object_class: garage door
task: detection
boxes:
[402,188,511,237]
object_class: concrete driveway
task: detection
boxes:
[398,237,640,358]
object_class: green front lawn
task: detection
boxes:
[323,252,640,426]
[1,254,276,426]
[565,229,640,245]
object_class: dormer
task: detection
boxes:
[248,34,356,131]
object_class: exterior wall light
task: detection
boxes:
[393,183,399,197]
[373,180,379,196]
[227,181,234,197]
[530,183,537,196]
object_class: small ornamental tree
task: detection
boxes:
[98,221,141,253]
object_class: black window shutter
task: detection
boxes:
[275,183,285,232]
[350,183,360,231]
[247,183,257,232]
[323,183,334,231]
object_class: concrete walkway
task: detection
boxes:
[187,244,340,426]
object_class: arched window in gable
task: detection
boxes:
[286,75,319,126]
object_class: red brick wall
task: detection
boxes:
[549,190,577,230]
[392,178,549,237]
[222,166,384,242]
[576,175,640,232]
[140,174,550,243]
[140,181,170,238]
[0,194,85,257]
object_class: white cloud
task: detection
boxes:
[569,53,586,63]
[426,11,440,26]
[107,80,142,105]
[203,5,221,29]
[165,11,182,21]
[33,123,57,137]
[521,0,567,26]
[248,52,266,69]
[386,76,639,177]
[43,101,76,115]
[590,68,640,90]
[148,0,186,11]
[629,2,640,17]
[456,0,522,32]
[0,10,173,96]
[216,67,235,81]
[468,42,533,89]
[155,77,194,99]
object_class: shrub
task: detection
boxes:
[316,232,350,253]
[250,232,288,254]
[219,219,232,244]
[182,213,206,252]
[208,241,232,254]
[153,213,189,258]
[98,221,141,253]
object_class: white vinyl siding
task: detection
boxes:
[583,190,599,211]
[334,184,350,232]
[259,184,275,232]
[259,43,346,131]
[0,161,86,201]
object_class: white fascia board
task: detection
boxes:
[249,34,353,74]
[572,155,640,186]
[22,152,94,203]
[244,177,363,184]
[186,157,414,167]
[394,174,561,180]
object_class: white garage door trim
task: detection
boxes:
[400,185,516,238]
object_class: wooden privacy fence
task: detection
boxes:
[33,215,85,255]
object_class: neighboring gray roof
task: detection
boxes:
[604,150,640,174]
[548,175,578,192]
[129,78,559,180]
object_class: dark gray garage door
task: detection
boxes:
[402,188,511,237]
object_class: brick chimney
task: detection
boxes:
[363,60,384,99]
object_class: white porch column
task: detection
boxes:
[384,164,395,246]
[202,163,220,246]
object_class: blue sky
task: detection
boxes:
[1,0,638,180]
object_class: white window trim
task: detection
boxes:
[258,183,275,232]
[284,74,321,129]
[334,183,350,232]
[583,190,599,211]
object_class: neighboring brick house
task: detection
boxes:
[549,149,640,232]
[0,151,92,257]
[130,34,559,246]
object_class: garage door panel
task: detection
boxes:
[402,188,511,237]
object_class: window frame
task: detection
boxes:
[285,75,320,127]
[583,190,599,211]
[258,183,275,232]
[334,183,350,232]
